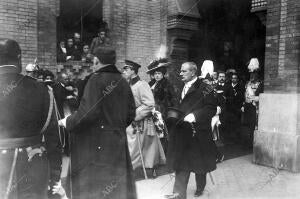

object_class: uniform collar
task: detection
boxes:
[130,76,140,86]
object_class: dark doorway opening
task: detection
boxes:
[188,0,266,159]
[57,0,103,45]
[189,0,266,81]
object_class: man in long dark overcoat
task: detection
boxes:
[59,47,137,199]
[166,62,217,199]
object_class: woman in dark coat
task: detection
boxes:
[146,61,177,154]
[147,61,177,119]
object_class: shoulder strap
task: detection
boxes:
[40,88,54,134]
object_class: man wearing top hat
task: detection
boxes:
[166,62,217,199]
[0,38,62,199]
[123,60,166,178]
[58,47,137,199]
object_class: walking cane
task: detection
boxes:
[136,126,148,179]
[5,148,19,199]
[208,172,215,185]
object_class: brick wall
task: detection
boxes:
[264,0,300,92]
[37,0,58,70]
[0,0,58,72]
[103,0,167,80]
[0,0,38,71]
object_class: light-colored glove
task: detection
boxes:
[52,181,68,199]
[183,113,196,123]
[216,106,221,115]
[58,116,69,128]
[241,106,244,112]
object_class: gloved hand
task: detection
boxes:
[52,181,68,199]
[183,113,196,123]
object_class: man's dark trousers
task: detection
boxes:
[173,170,206,199]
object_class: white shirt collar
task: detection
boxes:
[184,77,197,88]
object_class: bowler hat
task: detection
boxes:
[0,38,21,73]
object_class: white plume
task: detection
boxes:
[248,58,259,72]
[156,45,167,59]
[201,60,214,78]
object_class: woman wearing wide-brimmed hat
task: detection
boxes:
[147,59,178,119]
[147,59,178,154]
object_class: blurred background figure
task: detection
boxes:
[223,72,244,143]
[81,44,93,63]
[57,40,67,62]
[90,28,110,54]
[66,38,75,61]
[73,33,82,61]
[241,58,263,148]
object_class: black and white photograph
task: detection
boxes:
[0,0,300,198]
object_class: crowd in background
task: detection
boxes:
[57,27,110,63]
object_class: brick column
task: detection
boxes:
[37,0,59,70]
[253,0,300,172]
[103,0,166,80]
[103,0,127,70]
[166,0,200,92]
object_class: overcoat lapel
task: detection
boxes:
[181,78,201,103]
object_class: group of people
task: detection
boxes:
[0,37,263,199]
[199,59,263,149]
[57,28,110,63]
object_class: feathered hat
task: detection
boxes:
[146,58,170,74]
[200,60,214,78]
[248,58,259,72]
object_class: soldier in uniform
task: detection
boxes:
[241,58,263,146]
[0,38,62,199]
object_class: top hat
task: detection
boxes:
[166,107,184,121]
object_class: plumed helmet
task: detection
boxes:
[201,60,214,78]
[248,58,259,72]
[0,38,21,73]
[25,63,38,72]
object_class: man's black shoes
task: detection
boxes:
[194,189,203,197]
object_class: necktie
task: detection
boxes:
[181,85,188,99]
